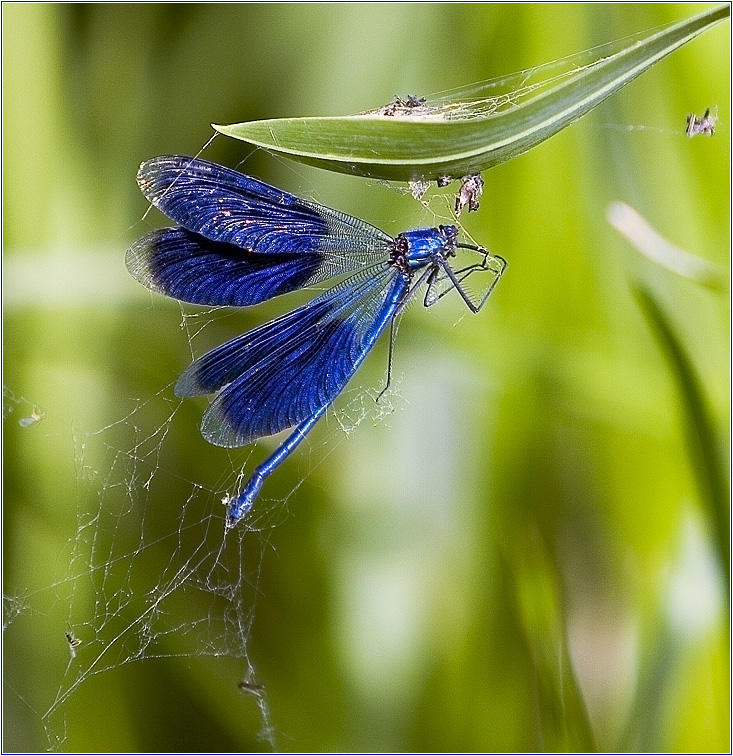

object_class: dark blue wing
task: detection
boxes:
[128,156,392,306]
[175,263,408,447]
[127,228,326,307]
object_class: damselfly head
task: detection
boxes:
[438,224,458,243]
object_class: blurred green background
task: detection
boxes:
[3,3,729,752]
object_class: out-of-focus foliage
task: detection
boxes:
[3,4,729,753]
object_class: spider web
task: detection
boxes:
[2,299,410,751]
[358,16,694,122]
[4,383,269,748]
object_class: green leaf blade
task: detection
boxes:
[215,4,729,181]
[634,285,730,590]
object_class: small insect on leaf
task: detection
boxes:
[365,94,436,118]
[408,179,431,200]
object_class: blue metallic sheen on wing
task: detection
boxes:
[175,264,407,447]
[126,227,323,306]
[130,156,393,306]
[136,155,391,259]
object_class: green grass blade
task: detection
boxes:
[634,285,729,589]
[214,4,729,181]
[608,202,729,292]
[506,547,598,751]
